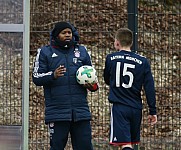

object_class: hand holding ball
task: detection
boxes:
[76,65,97,85]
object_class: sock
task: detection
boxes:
[122,147,133,150]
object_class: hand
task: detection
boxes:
[148,115,157,125]
[83,83,95,89]
[54,65,66,79]
[83,82,99,92]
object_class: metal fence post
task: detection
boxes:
[127,0,138,52]
[128,1,139,149]
[23,0,30,149]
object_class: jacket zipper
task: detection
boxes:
[65,54,73,111]
[65,54,71,94]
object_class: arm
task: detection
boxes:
[143,60,157,125]
[32,48,55,86]
[143,60,157,115]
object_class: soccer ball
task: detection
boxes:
[76,65,97,85]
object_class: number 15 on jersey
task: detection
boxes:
[116,62,135,88]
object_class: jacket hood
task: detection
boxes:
[50,22,80,48]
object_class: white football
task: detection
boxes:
[76,65,97,85]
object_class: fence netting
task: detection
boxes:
[0,0,23,125]
[0,0,180,150]
[29,1,181,149]
[138,1,180,150]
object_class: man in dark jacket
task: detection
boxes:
[32,21,98,150]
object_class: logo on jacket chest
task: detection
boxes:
[74,49,80,58]
[73,49,81,63]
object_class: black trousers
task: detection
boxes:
[49,120,93,150]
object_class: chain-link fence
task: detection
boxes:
[0,0,180,150]
[0,0,24,149]
[138,1,180,150]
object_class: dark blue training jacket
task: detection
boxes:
[32,44,93,124]
[103,50,156,115]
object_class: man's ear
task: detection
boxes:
[114,39,120,51]
[115,39,119,46]
[115,40,120,47]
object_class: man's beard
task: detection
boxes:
[54,38,74,49]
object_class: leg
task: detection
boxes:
[130,108,142,146]
[122,108,142,150]
[49,121,70,150]
[70,120,93,150]
[110,104,132,144]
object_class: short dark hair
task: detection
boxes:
[115,28,133,47]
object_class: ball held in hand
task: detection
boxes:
[76,65,97,85]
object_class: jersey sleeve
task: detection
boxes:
[143,59,157,115]
[32,48,55,86]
